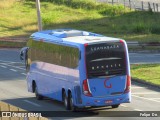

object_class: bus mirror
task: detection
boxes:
[20,47,29,61]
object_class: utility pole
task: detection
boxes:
[36,0,42,31]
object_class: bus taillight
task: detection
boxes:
[124,75,131,93]
[83,79,92,96]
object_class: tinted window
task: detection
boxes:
[27,39,79,68]
[86,42,126,78]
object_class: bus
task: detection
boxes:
[20,29,131,111]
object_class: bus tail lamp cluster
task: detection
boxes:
[124,75,131,93]
[83,79,92,96]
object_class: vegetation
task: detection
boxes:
[0,41,26,48]
[0,0,160,43]
[0,0,159,85]
[131,64,160,86]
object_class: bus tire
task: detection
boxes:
[35,84,43,100]
[63,92,70,110]
[68,93,77,111]
[112,104,120,108]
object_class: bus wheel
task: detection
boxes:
[63,92,70,110]
[35,84,43,100]
[68,93,77,111]
[112,104,120,108]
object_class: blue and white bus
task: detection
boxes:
[20,29,131,111]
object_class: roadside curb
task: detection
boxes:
[132,78,160,89]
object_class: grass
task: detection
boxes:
[0,0,159,85]
[0,0,160,43]
[131,64,160,86]
[0,41,26,48]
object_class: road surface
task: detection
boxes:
[0,49,160,119]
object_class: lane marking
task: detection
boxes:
[121,104,128,108]
[23,100,41,107]
[149,98,160,100]
[132,92,159,95]
[0,65,7,68]
[134,109,143,111]
[131,87,144,89]
[10,69,17,72]
[0,63,25,70]
[0,60,23,64]
[21,73,27,76]
[132,95,160,103]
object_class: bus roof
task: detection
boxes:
[31,29,121,44]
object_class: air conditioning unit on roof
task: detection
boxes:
[50,30,89,38]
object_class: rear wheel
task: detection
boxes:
[68,93,77,111]
[112,104,120,108]
[63,92,70,110]
[34,84,43,100]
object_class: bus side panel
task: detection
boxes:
[27,62,37,93]
[34,62,80,102]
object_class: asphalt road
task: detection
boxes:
[0,49,160,120]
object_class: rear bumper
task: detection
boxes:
[76,92,131,107]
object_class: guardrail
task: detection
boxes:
[97,0,160,12]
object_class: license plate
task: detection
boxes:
[105,100,113,104]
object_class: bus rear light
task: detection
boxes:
[83,79,92,97]
[124,75,131,93]
[119,40,124,43]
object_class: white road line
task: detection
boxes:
[132,92,159,95]
[121,104,128,108]
[0,65,7,68]
[0,63,25,70]
[10,69,17,72]
[131,87,144,89]
[0,60,23,64]
[21,73,27,76]
[150,98,160,100]
[134,109,143,111]
[23,100,41,107]
[132,95,160,103]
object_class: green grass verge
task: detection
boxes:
[1,0,160,43]
[0,41,26,48]
[131,64,160,86]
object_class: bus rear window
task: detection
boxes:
[86,42,126,78]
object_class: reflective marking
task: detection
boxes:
[134,109,143,111]
[23,100,41,107]
[132,92,159,95]
[10,69,17,72]
[0,65,7,68]
[132,95,160,103]
[21,73,27,76]
[121,104,128,108]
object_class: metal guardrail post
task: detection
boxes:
[141,1,144,11]
[156,3,159,12]
[153,3,155,12]
[148,2,152,12]
[129,0,131,10]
